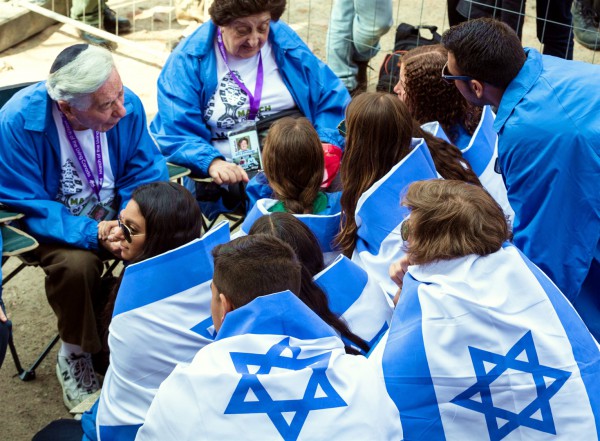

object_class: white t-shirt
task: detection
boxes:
[205,39,296,159]
[52,104,116,220]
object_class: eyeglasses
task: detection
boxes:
[441,61,474,84]
[337,119,346,137]
[118,217,145,243]
[401,219,410,242]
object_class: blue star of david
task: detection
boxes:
[451,330,571,441]
[225,337,347,441]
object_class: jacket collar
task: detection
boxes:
[494,48,542,132]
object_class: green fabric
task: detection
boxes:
[167,163,191,181]
[1,225,38,256]
[0,209,23,223]
[268,192,328,214]
[71,0,104,25]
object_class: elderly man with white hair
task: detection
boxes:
[0,44,167,409]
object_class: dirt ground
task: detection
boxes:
[1,1,598,439]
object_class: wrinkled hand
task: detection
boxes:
[389,255,411,305]
[98,220,118,241]
[208,159,248,185]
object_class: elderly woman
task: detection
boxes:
[380,179,599,439]
[151,0,349,187]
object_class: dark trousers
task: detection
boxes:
[36,244,106,354]
[32,419,83,441]
[450,0,574,59]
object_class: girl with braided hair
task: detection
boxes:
[261,117,341,215]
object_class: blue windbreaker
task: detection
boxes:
[494,48,600,300]
[150,20,349,177]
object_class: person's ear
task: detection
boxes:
[220,293,235,322]
[470,79,485,100]
[57,100,73,117]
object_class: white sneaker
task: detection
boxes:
[56,352,101,410]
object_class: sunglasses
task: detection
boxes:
[401,219,410,242]
[118,217,145,243]
[441,61,474,84]
[337,119,346,137]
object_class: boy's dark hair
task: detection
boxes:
[212,234,301,309]
[441,18,526,89]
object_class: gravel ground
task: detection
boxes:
[1,1,597,439]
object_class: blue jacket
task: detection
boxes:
[494,48,600,300]
[150,20,349,177]
[0,82,168,250]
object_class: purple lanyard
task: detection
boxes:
[58,109,104,199]
[217,28,264,120]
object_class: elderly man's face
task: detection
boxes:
[65,68,127,132]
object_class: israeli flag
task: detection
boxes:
[379,244,600,440]
[136,291,403,441]
[313,254,393,350]
[422,107,514,224]
[237,198,342,263]
[352,138,438,296]
[97,221,230,441]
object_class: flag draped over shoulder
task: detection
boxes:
[136,291,403,441]
[96,221,230,441]
[352,138,438,296]
[379,244,600,440]
[238,197,342,262]
[314,254,394,350]
[422,107,514,223]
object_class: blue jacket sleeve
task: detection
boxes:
[150,51,223,177]
[273,22,350,150]
[0,111,100,249]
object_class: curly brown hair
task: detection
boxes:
[263,117,324,214]
[209,0,286,26]
[401,44,482,146]
[402,180,511,265]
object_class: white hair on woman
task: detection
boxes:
[46,44,115,110]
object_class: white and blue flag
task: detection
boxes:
[136,291,403,441]
[237,198,342,263]
[378,244,600,440]
[314,254,393,351]
[352,138,438,296]
[422,106,514,223]
[96,221,230,441]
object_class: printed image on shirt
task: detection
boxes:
[56,158,115,218]
[56,158,86,215]
[205,71,269,142]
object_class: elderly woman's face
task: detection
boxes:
[221,12,271,59]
